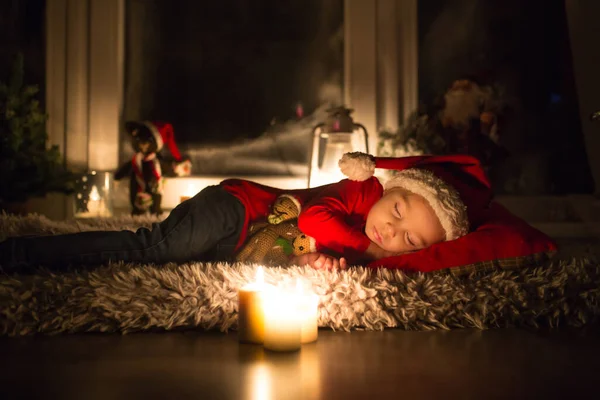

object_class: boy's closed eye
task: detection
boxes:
[394,202,402,218]
[400,198,426,249]
[394,200,416,248]
[405,232,416,248]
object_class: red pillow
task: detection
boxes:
[367,201,558,275]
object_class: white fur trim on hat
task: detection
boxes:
[143,121,163,151]
[338,152,376,181]
[385,169,469,241]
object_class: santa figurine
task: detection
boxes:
[114,121,192,215]
[438,79,505,166]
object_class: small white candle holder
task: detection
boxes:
[263,288,302,352]
[238,266,267,344]
[296,280,319,344]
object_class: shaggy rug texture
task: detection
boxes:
[1,213,599,336]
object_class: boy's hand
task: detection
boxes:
[289,252,348,270]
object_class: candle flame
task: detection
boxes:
[89,185,101,201]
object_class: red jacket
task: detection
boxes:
[221,177,383,264]
[222,154,494,265]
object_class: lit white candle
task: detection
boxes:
[78,185,111,218]
[263,288,302,352]
[87,185,102,215]
[296,280,319,344]
[238,266,267,344]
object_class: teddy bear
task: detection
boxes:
[235,194,316,265]
[114,121,191,215]
[236,219,315,265]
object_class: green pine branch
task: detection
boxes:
[0,53,76,205]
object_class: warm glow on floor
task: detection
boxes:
[241,346,321,400]
[249,363,271,400]
[114,176,308,211]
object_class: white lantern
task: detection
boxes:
[74,171,114,218]
[308,107,369,187]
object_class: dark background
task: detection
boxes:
[122,0,344,145]
[0,0,45,89]
[418,0,593,194]
[0,0,594,194]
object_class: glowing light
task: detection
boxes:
[238,266,268,344]
[295,279,319,344]
[308,131,364,187]
[307,107,369,188]
[249,364,272,400]
[74,172,114,218]
[89,185,100,201]
[184,184,197,197]
[256,266,264,286]
[308,170,346,188]
[263,288,302,352]
[180,184,199,203]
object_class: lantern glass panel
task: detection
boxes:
[320,132,353,176]
[74,171,114,218]
[309,128,369,187]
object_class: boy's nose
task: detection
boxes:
[385,222,397,239]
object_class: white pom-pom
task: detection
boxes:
[338,152,376,181]
[308,236,317,252]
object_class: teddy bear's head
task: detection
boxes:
[126,121,159,155]
[268,194,301,225]
[292,233,316,256]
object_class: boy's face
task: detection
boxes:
[365,187,445,254]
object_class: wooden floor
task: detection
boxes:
[1,325,599,400]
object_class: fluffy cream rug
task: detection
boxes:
[1,213,599,336]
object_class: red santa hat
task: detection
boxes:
[126,121,184,161]
[338,152,493,241]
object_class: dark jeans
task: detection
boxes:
[0,185,245,273]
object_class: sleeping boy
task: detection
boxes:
[0,152,491,272]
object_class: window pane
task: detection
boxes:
[418,0,593,194]
[123,0,344,174]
